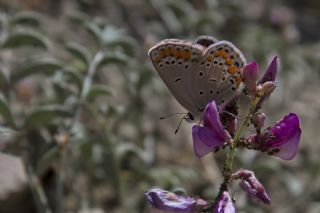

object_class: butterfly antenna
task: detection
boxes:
[160,112,188,120]
[224,110,239,119]
[174,115,187,134]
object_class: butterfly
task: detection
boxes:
[148,35,246,121]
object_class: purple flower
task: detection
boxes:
[145,187,208,213]
[192,101,230,158]
[258,56,278,84]
[249,113,301,160]
[213,191,235,213]
[232,169,271,205]
[256,56,279,107]
[243,62,258,96]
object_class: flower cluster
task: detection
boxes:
[145,56,302,212]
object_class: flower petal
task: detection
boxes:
[258,56,278,84]
[267,113,301,160]
[145,187,208,213]
[273,126,301,160]
[192,126,225,158]
[203,101,226,140]
[213,191,236,213]
[243,62,259,95]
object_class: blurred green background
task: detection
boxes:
[0,0,319,212]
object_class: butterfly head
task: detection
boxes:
[185,112,195,123]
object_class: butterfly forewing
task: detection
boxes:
[149,39,205,115]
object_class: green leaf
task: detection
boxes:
[83,21,102,45]
[0,126,21,145]
[9,11,42,28]
[87,85,113,100]
[65,42,92,67]
[0,69,9,88]
[11,59,63,83]
[67,11,91,26]
[136,65,153,91]
[62,68,83,90]
[67,12,102,45]
[101,26,136,55]
[106,37,136,56]
[0,95,16,128]
[1,31,50,49]
[25,105,71,128]
[96,52,128,70]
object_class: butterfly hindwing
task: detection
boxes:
[191,41,246,108]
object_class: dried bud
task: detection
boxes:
[251,112,266,130]
[259,81,277,96]
[256,81,277,108]
[232,169,271,205]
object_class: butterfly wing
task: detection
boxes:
[148,39,205,115]
[190,41,247,109]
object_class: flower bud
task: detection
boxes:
[251,112,266,130]
[213,191,235,213]
[232,169,271,205]
[242,62,259,96]
[145,187,208,213]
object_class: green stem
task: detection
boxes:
[56,52,102,213]
[27,164,52,213]
[216,97,260,201]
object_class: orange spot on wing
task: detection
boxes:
[155,56,161,63]
[159,48,168,58]
[228,66,238,74]
[175,50,181,58]
[221,51,228,59]
[207,55,213,62]
[235,76,242,85]
[226,59,233,65]
[184,50,191,60]
[214,50,228,58]
[215,50,222,57]
[168,47,174,56]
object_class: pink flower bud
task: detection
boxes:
[232,169,271,205]
[242,62,259,96]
